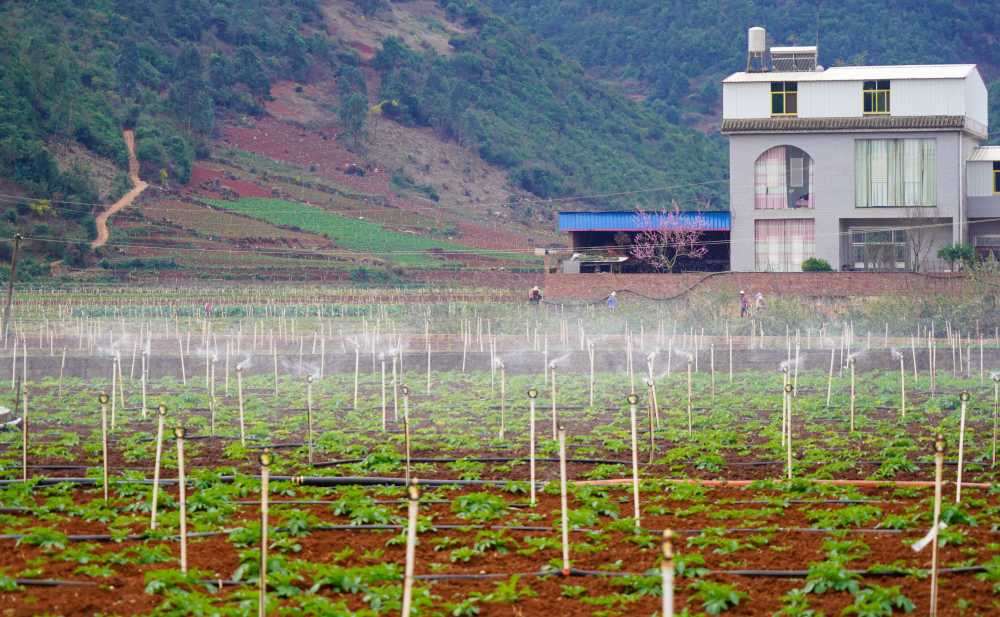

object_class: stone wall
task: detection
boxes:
[543,272,971,301]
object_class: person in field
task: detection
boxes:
[754,291,765,312]
[528,286,542,304]
[607,291,618,311]
[739,290,750,317]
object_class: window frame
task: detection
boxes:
[770,81,798,117]
[849,227,908,271]
[863,80,891,115]
[993,161,1000,194]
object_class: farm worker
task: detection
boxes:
[754,292,765,312]
[739,290,750,318]
[204,302,213,318]
[607,291,618,311]
[528,286,542,304]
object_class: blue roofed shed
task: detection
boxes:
[555,211,731,273]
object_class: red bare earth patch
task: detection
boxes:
[188,163,273,199]
[218,117,536,251]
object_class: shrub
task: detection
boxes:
[937,243,975,268]
[801,257,833,272]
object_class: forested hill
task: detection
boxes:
[484,1,1000,136]
[0,0,729,277]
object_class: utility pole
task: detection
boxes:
[3,234,22,343]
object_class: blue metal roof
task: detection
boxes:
[558,211,730,232]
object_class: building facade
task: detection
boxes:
[722,33,998,272]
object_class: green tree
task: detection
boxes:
[340,93,368,149]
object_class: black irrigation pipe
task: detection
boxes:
[13,578,97,587]
[0,523,921,545]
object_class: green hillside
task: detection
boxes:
[484,0,1000,138]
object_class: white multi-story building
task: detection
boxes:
[722,27,999,271]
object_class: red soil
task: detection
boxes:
[188,163,273,199]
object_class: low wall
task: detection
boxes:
[543,272,972,301]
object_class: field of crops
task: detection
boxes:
[204,198,534,268]
[0,292,998,616]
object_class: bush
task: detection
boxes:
[801,257,833,272]
[937,243,975,268]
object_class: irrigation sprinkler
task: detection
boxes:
[992,374,999,468]
[780,366,789,448]
[557,423,570,576]
[208,355,217,436]
[140,349,148,419]
[258,450,271,617]
[401,479,420,617]
[686,355,693,438]
[785,383,794,480]
[150,404,166,530]
[178,337,187,385]
[956,391,970,503]
[496,360,506,440]
[402,385,411,483]
[849,357,856,433]
[99,393,110,503]
[20,382,26,482]
[392,351,399,422]
[110,355,118,431]
[661,530,675,617]
[237,367,246,447]
[527,387,538,507]
[627,393,641,527]
[58,348,66,397]
[588,340,595,408]
[175,426,188,573]
[380,353,387,432]
[550,361,558,440]
[825,345,835,408]
[272,339,279,397]
[306,375,314,464]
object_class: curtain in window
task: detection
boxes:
[807,154,815,208]
[856,139,936,207]
[754,147,788,209]
[755,219,816,272]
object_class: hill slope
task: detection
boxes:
[484,0,1000,135]
[0,0,727,282]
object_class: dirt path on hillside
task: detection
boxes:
[91,129,148,249]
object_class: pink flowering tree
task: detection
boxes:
[628,204,709,272]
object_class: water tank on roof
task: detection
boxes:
[748,27,766,54]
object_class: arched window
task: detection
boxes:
[754,146,814,209]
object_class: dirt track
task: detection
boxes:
[91,129,148,249]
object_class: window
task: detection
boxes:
[755,219,815,272]
[863,80,890,114]
[994,162,1000,194]
[771,81,798,116]
[849,228,908,271]
[855,139,936,207]
[754,146,814,209]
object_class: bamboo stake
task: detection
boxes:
[661,530,675,617]
[258,450,271,617]
[558,424,570,576]
[401,479,420,617]
[627,393,641,527]
[929,434,945,617]
[175,426,188,574]
[528,387,538,507]
[956,391,970,503]
[237,367,246,447]
[785,383,794,480]
[99,393,110,503]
